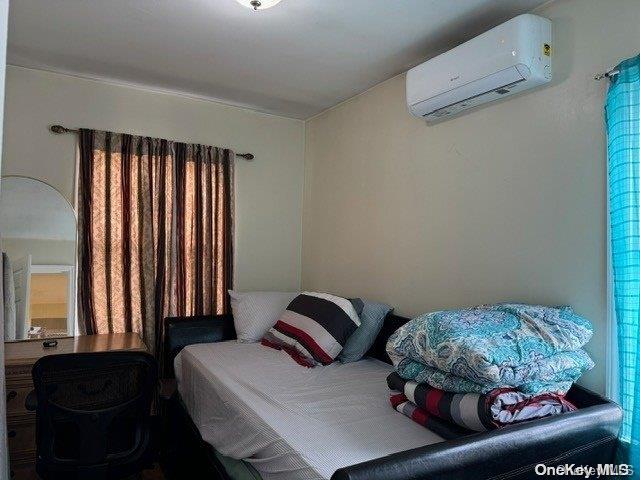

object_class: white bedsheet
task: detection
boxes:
[175,341,443,480]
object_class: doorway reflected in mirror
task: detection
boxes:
[0,176,76,341]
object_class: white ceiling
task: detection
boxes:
[8,0,549,119]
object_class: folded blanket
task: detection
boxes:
[386,304,594,394]
[394,349,593,395]
[388,372,577,432]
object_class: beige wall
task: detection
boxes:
[2,66,305,292]
[303,0,640,394]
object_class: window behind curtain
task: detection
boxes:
[77,129,234,362]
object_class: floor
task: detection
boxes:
[142,465,166,479]
[12,464,166,479]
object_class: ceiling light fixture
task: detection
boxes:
[235,0,283,11]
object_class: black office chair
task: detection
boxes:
[27,351,158,480]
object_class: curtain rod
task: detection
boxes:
[49,125,255,160]
[594,68,620,81]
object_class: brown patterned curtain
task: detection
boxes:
[77,129,234,357]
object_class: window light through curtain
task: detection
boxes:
[76,129,235,369]
[608,53,640,462]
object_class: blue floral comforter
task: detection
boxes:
[386,304,594,395]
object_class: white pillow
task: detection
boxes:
[229,290,299,343]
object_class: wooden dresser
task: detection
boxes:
[5,333,148,474]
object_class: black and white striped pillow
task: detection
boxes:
[261,292,361,367]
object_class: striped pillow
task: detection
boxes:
[261,292,361,367]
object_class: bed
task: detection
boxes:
[163,313,622,480]
[175,341,443,479]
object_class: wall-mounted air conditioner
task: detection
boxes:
[406,14,552,122]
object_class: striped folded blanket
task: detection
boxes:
[388,372,576,432]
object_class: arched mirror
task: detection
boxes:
[0,177,76,341]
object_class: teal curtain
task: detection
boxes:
[608,54,640,464]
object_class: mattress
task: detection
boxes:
[175,341,443,480]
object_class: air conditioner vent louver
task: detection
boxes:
[423,75,527,119]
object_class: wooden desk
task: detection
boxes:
[5,333,148,471]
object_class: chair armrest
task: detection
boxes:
[24,390,37,412]
[163,314,236,377]
[331,400,622,480]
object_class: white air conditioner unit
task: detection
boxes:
[406,14,552,122]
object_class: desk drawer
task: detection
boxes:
[8,418,36,466]
[6,385,33,418]
[5,364,33,382]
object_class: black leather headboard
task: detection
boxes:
[163,314,236,377]
[366,313,409,364]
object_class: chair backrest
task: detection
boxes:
[32,351,157,477]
